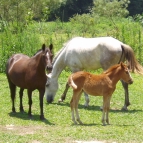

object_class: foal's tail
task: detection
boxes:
[121,44,143,75]
[68,75,77,90]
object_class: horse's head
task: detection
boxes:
[120,62,133,84]
[45,73,58,103]
[41,44,53,73]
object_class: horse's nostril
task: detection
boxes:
[128,80,133,84]
[47,66,52,70]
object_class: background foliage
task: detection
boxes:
[1,1,143,142]
[1,0,143,22]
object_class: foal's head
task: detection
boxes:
[120,62,133,84]
[39,44,53,72]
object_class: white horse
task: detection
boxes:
[45,37,143,110]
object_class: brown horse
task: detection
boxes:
[6,44,53,120]
[68,62,133,126]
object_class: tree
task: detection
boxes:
[128,0,143,16]
[0,0,49,25]
[48,0,93,21]
[92,0,130,17]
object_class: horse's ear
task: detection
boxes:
[49,44,53,51]
[42,44,46,51]
[120,62,124,68]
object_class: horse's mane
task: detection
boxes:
[104,64,120,74]
[52,38,73,65]
[33,47,49,56]
[33,49,42,56]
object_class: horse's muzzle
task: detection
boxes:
[46,95,54,103]
[46,65,53,73]
[128,79,133,84]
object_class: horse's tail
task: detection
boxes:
[68,75,77,90]
[121,43,143,75]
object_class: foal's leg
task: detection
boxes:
[27,90,33,118]
[105,96,112,125]
[59,83,90,108]
[102,96,109,126]
[121,80,130,110]
[59,82,69,102]
[102,110,106,126]
[75,91,83,124]
[70,97,77,124]
[19,88,24,112]
[39,89,45,120]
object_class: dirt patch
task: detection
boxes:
[75,141,105,143]
[0,124,47,136]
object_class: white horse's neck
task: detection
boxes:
[51,62,66,80]
[50,48,66,80]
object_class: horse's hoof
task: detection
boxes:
[20,108,25,113]
[28,114,33,120]
[11,111,16,114]
[12,108,16,113]
[72,120,77,125]
[121,106,128,111]
[58,99,63,103]
[100,106,103,111]
[79,121,83,125]
[77,119,83,125]
[84,104,89,108]
[40,115,45,120]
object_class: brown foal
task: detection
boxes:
[68,62,133,125]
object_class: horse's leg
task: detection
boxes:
[59,82,90,108]
[105,96,112,125]
[59,82,69,102]
[9,81,16,112]
[39,89,45,120]
[84,92,90,107]
[102,110,106,126]
[102,96,108,126]
[121,80,130,110]
[19,88,24,112]
[27,90,33,118]
[75,91,83,124]
[70,95,77,124]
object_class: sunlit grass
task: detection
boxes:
[0,71,143,143]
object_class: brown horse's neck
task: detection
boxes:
[32,53,46,74]
[105,66,122,85]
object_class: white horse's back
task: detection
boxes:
[64,37,122,71]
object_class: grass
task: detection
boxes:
[0,70,143,143]
[1,17,143,142]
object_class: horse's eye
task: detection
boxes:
[126,71,129,74]
[46,84,49,87]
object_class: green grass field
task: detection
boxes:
[0,70,143,143]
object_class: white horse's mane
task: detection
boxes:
[52,38,73,65]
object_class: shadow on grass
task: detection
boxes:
[71,123,100,126]
[8,111,55,125]
[49,102,142,114]
[71,123,134,127]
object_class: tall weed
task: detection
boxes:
[0,25,41,73]
[1,15,143,72]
